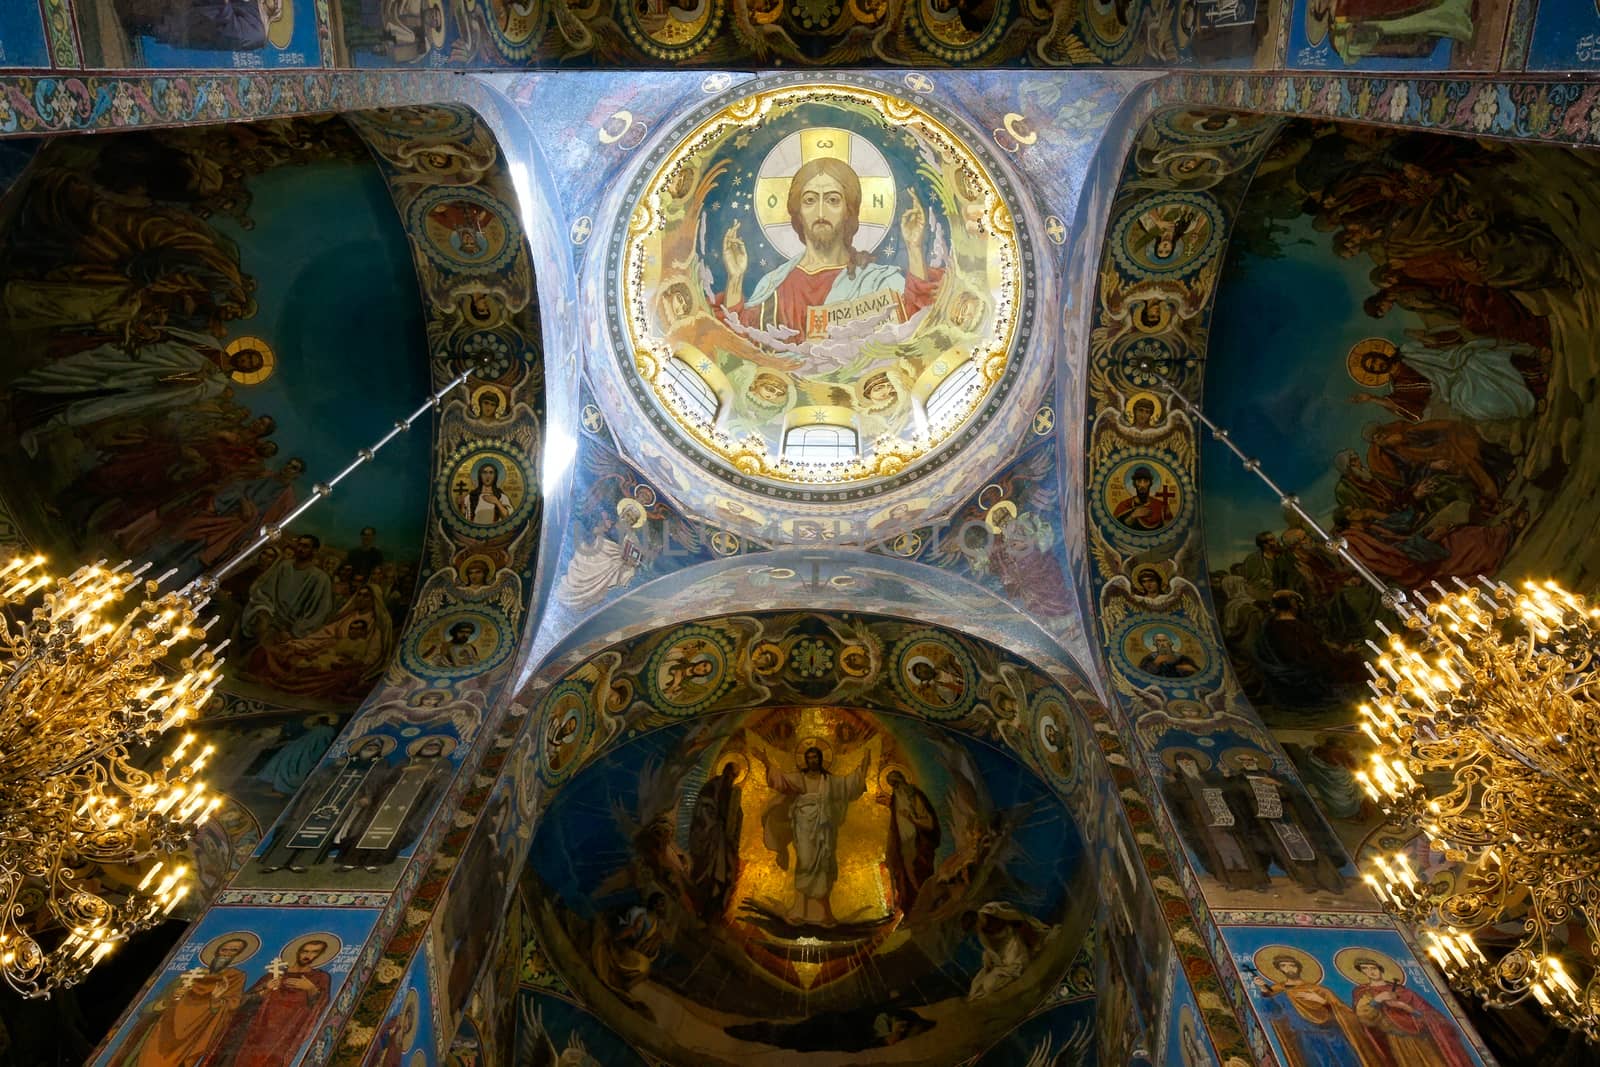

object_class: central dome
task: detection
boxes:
[609,80,1030,497]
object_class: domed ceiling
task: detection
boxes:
[579,72,1055,538]
[611,81,1028,497]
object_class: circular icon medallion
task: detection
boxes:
[645,624,737,715]
[410,186,518,273]
[536,680,596,787]
[890,630,977,720]
[404,607,513,681]
[439,443,537,539]
[1111,191,1223,280]
[612,79,1029,496]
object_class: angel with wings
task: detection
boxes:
[413,558,522,628]
[436,390,539,456]
[1093,528,1205,632]
[917,739,1037,922]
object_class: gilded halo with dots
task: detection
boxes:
[611,80,1031,500]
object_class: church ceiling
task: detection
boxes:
[0,58,1565,1067]
[511,70,1156,669]
[1199,118,1600,930]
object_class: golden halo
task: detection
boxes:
[264,0,294,48]
[617,498,648,529]
[1304,0,1331,47]
[346,734,398,759]
[985,499,1018,534]
[224,337,275,386]
[1255,944,1323,985]
[1347,337,1400,387]
[877,761,912,793]
[753,127,897,259]
[1160,745,1213,772]
[1219,746,1272,775]
[1335,947,1406,986]
[398,987,421,1047]
[469,383,510,418]
[793,736,835,770]
[280,931,342,970]
[712,751,750,786]
[409,1053,427,1067]
[424,0,446,48]
[1124,390,1164,424]
[199,930,261,968]
[458,554,497,583]
[406,734,457,759]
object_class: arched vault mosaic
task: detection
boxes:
[1080,105,1492,1065]
[89,103,547,1067]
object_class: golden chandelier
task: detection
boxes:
[0,366,472,998]
[1153,371,1600,1039]
[1357,578,1600,1038]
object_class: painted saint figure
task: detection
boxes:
[339,736,454,871]
[257,737,394,874]
[457,462,513,525]
[687,760,744,917]
[113,933,255,1067]
[210,936,338,1067]
[1252,950,1373,1067]
[1113,465,1174,530]
[883,769,941,913]
[1347,955,1475,1066]
[422,621,482,668]
[756,743,872,925]
[718,157,944,338]
[1138,632,1200,678]
[1161,752,1270,892]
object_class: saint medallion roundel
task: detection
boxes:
[611,79,1031,499]
[889,630,978,720]
[645,624,737,716]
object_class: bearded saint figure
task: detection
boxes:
[756,742,871,926]
[717,157,944,339]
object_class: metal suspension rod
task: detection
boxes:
[191,365,476,590]
[1136,359,1418,622]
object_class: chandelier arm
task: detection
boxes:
[198,364,475,588]
[1150,373,1418,621]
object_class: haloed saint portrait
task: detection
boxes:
[615,83,1027,488]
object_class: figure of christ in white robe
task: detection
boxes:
[760,746,871,926]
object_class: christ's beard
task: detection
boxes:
[806,221,847,255]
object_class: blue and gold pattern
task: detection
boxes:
[889,628,980,721]
[644,623,738,716]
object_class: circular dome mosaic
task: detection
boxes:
[610,79,1031,499]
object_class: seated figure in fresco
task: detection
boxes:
[963,902,1055,1001]
[717,158,943,340]
[591,892,672,1006]
[243,584,395,702]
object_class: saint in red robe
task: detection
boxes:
[211,965,331,1067]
